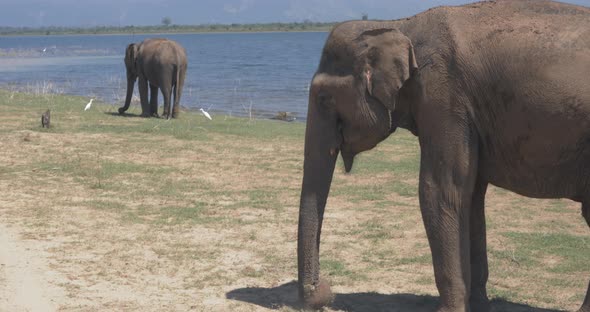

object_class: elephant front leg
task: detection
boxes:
[138,77,150,117]
[418,125,479,312]
[469,179,490,312]
[149,83,159,117]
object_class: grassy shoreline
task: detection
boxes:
[0,23,336,37]
[0,89,588,311]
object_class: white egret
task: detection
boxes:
[84,99,94,111]
[199,108,212,120]
[42,48,47,53]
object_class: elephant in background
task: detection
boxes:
[118,38,187,119]
[297,1,590,311]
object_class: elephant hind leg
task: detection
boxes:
[171,84,179,118]
[172,68,185,119]
[149,84,159,117]
[161,87,172,120]
[579,203,590,312]
[172,83,181,118]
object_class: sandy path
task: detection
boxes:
[0,223,63,312]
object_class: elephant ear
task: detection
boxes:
[360,29,418,112]
[125,43,138,75]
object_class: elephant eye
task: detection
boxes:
[317,92,332,107]
[367,47,379,67]
[316,92,336,116]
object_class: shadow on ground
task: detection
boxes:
[226,281,564,312]
[104,112,143,118]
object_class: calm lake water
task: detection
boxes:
[0,32,329,120]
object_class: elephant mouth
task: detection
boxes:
[341,147,355,173]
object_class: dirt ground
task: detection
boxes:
[0,92,588,311]
[0,223,62,312]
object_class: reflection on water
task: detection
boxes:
[0,32,328,120]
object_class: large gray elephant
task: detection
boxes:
[297,1,590,311]
[118,38,187,119]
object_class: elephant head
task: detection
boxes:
[297,22,419,309]
[119,43,139,115]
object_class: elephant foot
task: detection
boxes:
[436,302,468,312]
[470,292,490,312]
[118,107,126,115]
[301,278,333,310]
[436,308,467,312]
[470,299,490,312]
[140,113,151,118]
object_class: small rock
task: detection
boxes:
[271,111,296,122]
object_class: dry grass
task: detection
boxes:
[0,90,587,311]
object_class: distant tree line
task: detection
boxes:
[0,22,337,36]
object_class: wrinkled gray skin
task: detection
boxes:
[298,1,590,311]
[119,38,187,119]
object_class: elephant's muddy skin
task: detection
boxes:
[119,38,187,119]
[297,1,590,311]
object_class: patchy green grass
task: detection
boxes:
[503,232,589,274]
[321,259,354,278]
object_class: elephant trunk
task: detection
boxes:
[119,77,135,114]
[297,85,340,309]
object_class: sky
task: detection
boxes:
[1,0,589,28]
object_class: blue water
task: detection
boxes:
[0,32,328,119]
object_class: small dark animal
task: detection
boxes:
[41,109,50,128]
